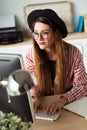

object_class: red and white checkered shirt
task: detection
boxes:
[25,42,87,103]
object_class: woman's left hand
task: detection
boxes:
[45,97,67,115]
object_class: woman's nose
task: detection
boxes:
[38,33,44,40]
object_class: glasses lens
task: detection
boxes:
[32,32,38,39]
[33,31,50,40]
[41,32,48,39]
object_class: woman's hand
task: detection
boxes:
[45,97,67,115]
[32,97,45,113]
[30,86,45,112]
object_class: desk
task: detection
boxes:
[31,95,87,130]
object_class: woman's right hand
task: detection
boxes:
[32,97,45,113]
[30,86,44,112]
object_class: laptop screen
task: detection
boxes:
[0,53,35,123]
[0,53,24,78]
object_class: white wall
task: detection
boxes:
[0,0,87,32]
[0,0,65,31]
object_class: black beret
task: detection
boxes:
[27,9,68,38]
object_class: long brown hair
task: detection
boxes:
[32,17,66,96]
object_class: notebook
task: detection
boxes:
[63,96,87,119]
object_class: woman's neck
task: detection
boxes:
[45,47,56,61]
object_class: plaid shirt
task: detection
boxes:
[25,42,87,103]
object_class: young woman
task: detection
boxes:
[25,9,87,115]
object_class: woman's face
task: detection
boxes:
[33,22,55,51]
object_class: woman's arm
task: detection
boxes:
[61,46,87,104]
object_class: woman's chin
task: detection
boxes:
[39,45,46,50]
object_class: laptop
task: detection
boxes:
[0,53,35,123]
[63,96,87,119]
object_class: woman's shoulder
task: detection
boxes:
[63,41,81,53]
[26,46,35,63]
[63,41,83,62]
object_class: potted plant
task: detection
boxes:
[0,111,32,130]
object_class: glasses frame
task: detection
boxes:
[32,31,51,40]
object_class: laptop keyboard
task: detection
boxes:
[35,110,60,121]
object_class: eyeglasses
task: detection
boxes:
[32,31,51,40]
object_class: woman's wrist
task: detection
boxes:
[31,94,41,99]
[60,96,68,106]
[31,95,37,99]
[30,86,40,99]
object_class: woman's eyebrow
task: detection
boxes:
[34,29,51,32]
